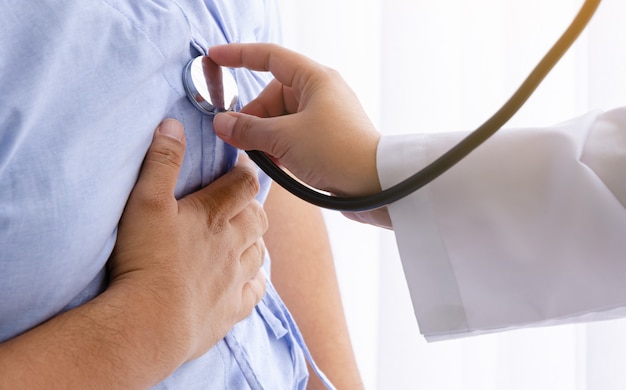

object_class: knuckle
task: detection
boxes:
[233,165,260,197]
[240,238,265,271]
[139,192,171,214]
[146,145,184,170]
[317,66,350,94]
[209,168,259,212]
[313,65,340,85]
[206,210,229,234]
[253,201,269,233]
[239,200,267,237]
[250,238,263,258]
[129,183,171,214]
[322,65,341,79]
[184,196,229,234]
[243,276,266,313]
[266,136,286,161]
[255,275,267,300]
[255,239,266,263]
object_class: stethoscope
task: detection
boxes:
[183,0,600,212]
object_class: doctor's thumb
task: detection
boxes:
[214,112,280,155]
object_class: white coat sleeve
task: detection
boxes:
[377,107,626,341]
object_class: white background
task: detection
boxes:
[276,0,626,388]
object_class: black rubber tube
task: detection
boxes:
[247,0,601,212]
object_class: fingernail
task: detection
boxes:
[213,113,237,137]
[158,119,184,142]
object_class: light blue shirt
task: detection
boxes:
[0,1,332,388]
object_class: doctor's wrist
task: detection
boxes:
[332,133,382,198]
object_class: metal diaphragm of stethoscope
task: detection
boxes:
[183,0,601,212]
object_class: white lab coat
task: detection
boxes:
[377,107,626,341]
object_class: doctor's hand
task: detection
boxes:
[210,43,382,199]
[111,119,267,363]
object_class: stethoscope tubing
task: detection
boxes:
[246,0,601,212]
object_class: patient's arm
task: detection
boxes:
[0,122,267,389]
[264,183,363,389]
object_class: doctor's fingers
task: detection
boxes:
[209,43,330,96]
[240,79,299,118]
[214,111,302,161]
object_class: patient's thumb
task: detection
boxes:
[132,119,186,204]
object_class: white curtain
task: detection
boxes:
[276,0,626,388]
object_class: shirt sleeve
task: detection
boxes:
[377,107,626,341]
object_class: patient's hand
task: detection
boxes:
[110,118,268,362]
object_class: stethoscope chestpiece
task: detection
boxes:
[183,56,239,115]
